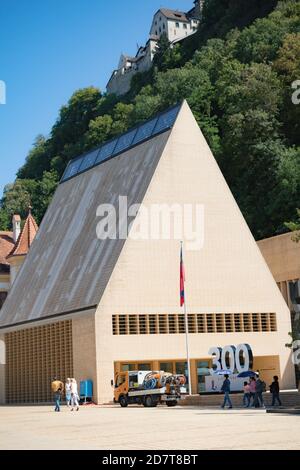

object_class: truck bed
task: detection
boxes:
[128,387,167,397]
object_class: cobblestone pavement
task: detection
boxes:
[0,405,299,450]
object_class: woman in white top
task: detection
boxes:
[70,378,80,411]
[65,378,72,408]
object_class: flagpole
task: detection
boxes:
[181,242,192,396]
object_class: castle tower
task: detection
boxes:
[6,207,38,285]
[193,0,204,18]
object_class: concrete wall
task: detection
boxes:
[72,314,98,402]
[9,256,25,285]
[0,335,5,404]
[167,19,195,42]
[93,101,295,403]
[258,233,300,282]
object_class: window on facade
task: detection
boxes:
[0,292,7,309]
[138,315,147,334]
[138,363,151,371]
[160,362,173,374]
[176,22,180,28]
[158,315,167,334]
[183,24,187,29]
[163,23,165,29]
[159,27,161,33]
[112,313,277,335]
[121,364,136,372]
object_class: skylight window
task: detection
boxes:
[78,149,99,173]
[95,138,118,164]
[113,128,138,155]
[62,157,84,181]
[132,118,158,146]
[60,104,181,183]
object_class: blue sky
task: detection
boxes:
[0,0,191,197]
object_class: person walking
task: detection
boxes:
[243,381,251,407]
[51,377,64,394]
[65,378,72,408]
[70,378,80,411]
[51,377,64,412]
[221,374,233,409]
[270,376,282,407]
[54,387,62,412]
[255,376,266,408]
[249,377,256,407]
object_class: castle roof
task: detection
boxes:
[159,9,190,22]
[7,210,38,259]
[0,231,14,272]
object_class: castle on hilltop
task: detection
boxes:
[106,1,204,96]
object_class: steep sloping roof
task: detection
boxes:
[0,232,14,271]
[7,211,38,259]
[160,9,189,22]
[0,106,177,329]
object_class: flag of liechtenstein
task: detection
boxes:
[180,245,185,307]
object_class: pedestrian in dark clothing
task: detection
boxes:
[54,388,62,412]
[255,377,266,408]
[270,376,282,407]
[221,375,233,409]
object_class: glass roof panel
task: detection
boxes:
[95,139,118,164]
[113,128,138,155]
[78,149,100,173]
[132,118,158,146]
[62,157,84,181]
[152,105,180,136]
[60,104,181,184]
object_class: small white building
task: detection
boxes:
[150,7,200,44]
[106,1,203,97]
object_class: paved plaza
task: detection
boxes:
[0,405,299,450]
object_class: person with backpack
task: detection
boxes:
[221,374,233,409]
[255,376,266,408]
[270,376,282,407]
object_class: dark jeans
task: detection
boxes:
[54,398,61,412]
[222,391,232,408]
[249,392,256,406]
[243,393,250,407]
[255,392,264,407]
[272,392,282,406]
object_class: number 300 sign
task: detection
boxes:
[208,344,253,375]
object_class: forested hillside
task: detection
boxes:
[1,0,299,240]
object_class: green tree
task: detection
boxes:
[153,34,171,70]
[286,209,300,242]
[84,115,113,148]
[17,135,50,180]
[0,180,38,225]
[51,87,102,154]
[111,103,134,135]
[274,33,300,145]
[34,170,59,223]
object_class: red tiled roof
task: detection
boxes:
[0,231,14,266]
[7,212,38,259]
